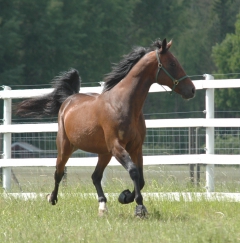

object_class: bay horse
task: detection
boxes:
[16,39,195,217]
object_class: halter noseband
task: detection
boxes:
[155,50,188,94]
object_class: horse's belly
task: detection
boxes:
[65,121,108,154]
[74,135,108,154]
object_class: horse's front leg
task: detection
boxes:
[118,167,145,204]
[91,154,112,216]
[112,144,147,217]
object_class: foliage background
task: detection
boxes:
[0,0,240,119]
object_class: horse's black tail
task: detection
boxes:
[15,69,81,118]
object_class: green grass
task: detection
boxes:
[8,165,240,193]
[1,185,240,243]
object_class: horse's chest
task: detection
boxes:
[117,124,142,144]
[118,130,126,140]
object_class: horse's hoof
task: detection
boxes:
[135,205,148,218]
[46,194,57,205]
[46,194,51,202]
[118,189,132,204]
[98,202,108,217]
[98,209,108,217]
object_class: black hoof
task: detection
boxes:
[118,189,132,204]
[47,194,58,205]
[135,205,148,218]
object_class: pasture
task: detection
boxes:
[7,165,240,193]
[1,178,240,243]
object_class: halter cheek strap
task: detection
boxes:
[155,50,188,95]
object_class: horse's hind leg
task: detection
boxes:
[47,154,71,205]
[47,129,74,205]
[91,154,112,216]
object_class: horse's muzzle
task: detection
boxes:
[182,86,196,100]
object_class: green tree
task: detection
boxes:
[212,0,240,41]
[174,0,218,76]
[59,0,137,84]
[0,0,138,87]
[131,0,190,47]
[0,0,24,85]
[17,0,64,85]
[212,13,240,117]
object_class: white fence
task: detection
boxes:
[1,74,240,192]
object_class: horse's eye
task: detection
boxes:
[170,62,176,67]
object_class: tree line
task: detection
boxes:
[0,0,240,119]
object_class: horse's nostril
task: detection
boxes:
[192,87,195,94]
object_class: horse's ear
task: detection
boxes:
[167,39,172,49]
[160,38,168,54]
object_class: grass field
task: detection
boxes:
[7,164,240,193]
[1,184,240,243]
[1,165,240,242]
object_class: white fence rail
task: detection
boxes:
[1,75,240,192]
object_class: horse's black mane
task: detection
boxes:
[103,39,163,92]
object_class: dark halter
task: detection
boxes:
[155,50,188,94]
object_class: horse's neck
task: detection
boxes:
[110,52,157,117]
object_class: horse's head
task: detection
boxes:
[155,39,195,99]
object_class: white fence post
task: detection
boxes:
[3,86,12,191]
[204,74,215,192]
